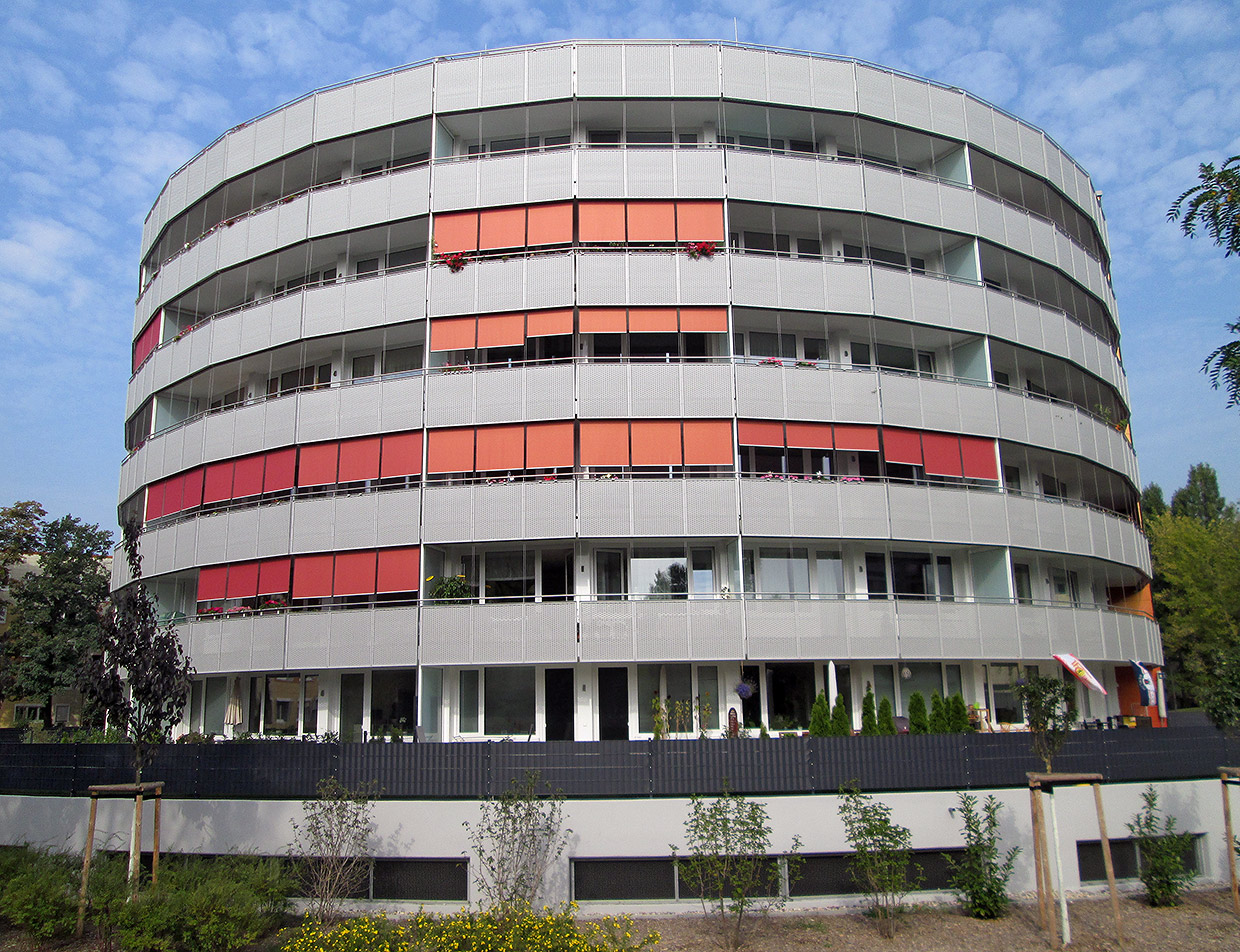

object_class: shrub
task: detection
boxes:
[860,683,877,736]
[0,848,77,939]
[947,694,972,733]
[291,778,378,922]
[877,697,896,735]
[1126,785,1198,907]
[674,787,801,949]
[839,786,920,939]
[928,693,947,733]
[828,694,852,736]
[907,692,928,734]
[808,691,831,736]
[946,793,1019,919]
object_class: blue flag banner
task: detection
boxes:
[1129,660,1155,706]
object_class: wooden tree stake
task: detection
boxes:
[1222,767,1240,917]
[1092,782,1124,948]
[75,793,99,938]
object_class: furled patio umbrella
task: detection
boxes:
[224,677,243,726]
[1053,653,1107,694]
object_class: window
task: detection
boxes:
[989,663,1021,724]
[484,551,534,601]
[1042,473,1065,499]
[14,704,43,722]
[1051,569,1080,605]
[803,337,828,361]
[1013,564,1033,604]
[850,342,871,367]
[1004,465,1021,492]
[460,670,480,733]
[483,667,535,735]
[748,331,796,359]
[595,550,626,600]
[815,551,844,597]
[631,548,688,599]
[637,663,692,733]
[690,548,715,597]
[352,355,376,381]
[757,547,809,598]
[865,553,889,599]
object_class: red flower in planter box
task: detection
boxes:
[438,251,469,273]
[684,241,717,259]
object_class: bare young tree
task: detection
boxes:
[290,778,378,921]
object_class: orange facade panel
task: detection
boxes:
[434,210,479,253]
[832,424,880,452]
[579,308,628,333]
[478,206,527,250]
[430,316,477,352]
[525,421,574,468]
[626,201,677,241]
[376,546,420,594]
[526,202,573,245]
[737,420,784,447]
[380,432,423,478]
[338,436,382,482]
[475,423,526,471]
[476,312,525,349]
[683,420,734,465]
[427,427,475,474]
[676,201,725,241]
[678,307,728,333]
[578,201,627,242]
[631,420,683,465]
[627,308,679,333]
[526,308,573,337]
[785,422,834,450]
[580,421,630,466]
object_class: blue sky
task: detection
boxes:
[1,0,1238,533]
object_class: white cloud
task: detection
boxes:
[109,60,178,104]
[130,15,226,70]
[0,217,93,286]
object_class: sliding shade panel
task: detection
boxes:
[333,550,378,596]
[226,561,259,599]
[291,553,334,598]
[960,436,1000,480]
[133,317,161,371]
[202,460,235,504]
[380,432,423,478]
[683,420,735,465]
[338,436,382,482]
[144,481,166,521]
[580,420,630,466]
[427,427,475,474]
[579,308,627,333]
[478,206,527,250]
[626,201,677,241]
[475,423,525,471]
[196,565,228,602]
[676,201,726,241]
[430,316,477,352]
[627,308,679,333]
[882,428,923,465]
[785,422,834,450]
[526,202,573,245]
[262,449,296,493]
[737,420,785,447]
[631,420,683,465]
[525,421,574,468]
[161,474,185,516]
[679,307,728,333]
[297,442,340,487]
[433,210,479,253]
[526,308,573,337]
[182,468,205,510]
[922,432,964,477]
[832,424,880,452]
[231,454,266,498]
[476,313,525,348]
[256,558,292,596]
[376,546,421,593]
[579,201,627,242]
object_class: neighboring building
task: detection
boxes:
[117,41,1160,742]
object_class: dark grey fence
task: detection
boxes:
[2,726,1236,800]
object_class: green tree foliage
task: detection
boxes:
[860,683,878,736]
[948,693,973,733]
[1148,506,1240,728]
[928,692,947,733]
[1141,483,1168,518]
[1170,463,1232,522]
[1126,785,1198,907]
[808,691,831,737]
[0,515,112,724]
[839,786,920,938]
[828,693,852,736]
[1169,155,1240,407]
[877,696,896,735]
[84,518,194,781]
[1013,676,1076,771]
[946,792,1019,918]
[674,787,800,949]
[906,692,928,734]
[0,500,46,588]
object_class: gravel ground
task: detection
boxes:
[1,890,1235,951]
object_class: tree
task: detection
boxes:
[860,683,877,736]
[84,518,194,779]
[928,692,947,733]
[877,696,896,735]
[1169,463,1230,522]
[828,694,852,736]
[839,786,920,938]
[0,515,112,726]
[0,501,46,589]
[1168,155,1240,407]
[948,693,973,733]
[1140,483,1168,519]
[906,692,928,734]
[1013,676,1076,772]
[1147,509,1240,727]
[808,691,831,737]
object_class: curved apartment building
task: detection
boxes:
[117,41,1161,742]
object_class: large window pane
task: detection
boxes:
[420,668,442,739]
[815,551,844,597]
[873,665,896,711]
[892,552,933,599]
[691,548,715,596]
[904,663,942,709]
[990,663,1021,724]
[460,670,479,733]
[758,547,808,597]
[484,667,535,735]
[203,677,227,735]
[485,551,534,601]
[637,664,661,733]
[264,675,301,736]
[371,669,416,736]
[303,675,319,735]
[596,550,626,599]
[697,666,719,732]
[632,548,688,599]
